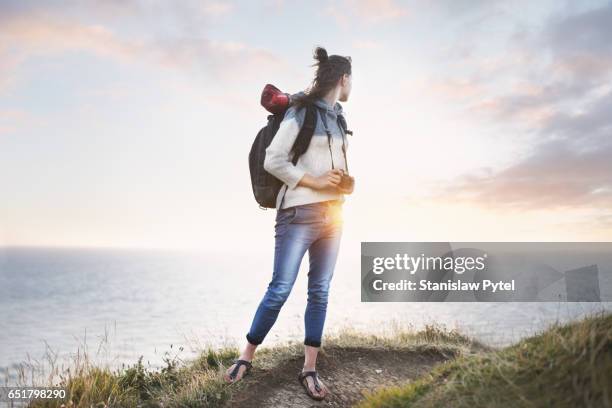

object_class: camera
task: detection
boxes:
[338,170,354,191]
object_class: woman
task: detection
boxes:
[224,46,353,401]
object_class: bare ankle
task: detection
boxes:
[239,344,257,362]
[239,353,254,362]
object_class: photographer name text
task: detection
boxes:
[372,279,515,292]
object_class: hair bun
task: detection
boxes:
[314,46,328,63]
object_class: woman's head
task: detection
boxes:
[293,46,352,109]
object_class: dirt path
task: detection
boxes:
[226,346,450,407]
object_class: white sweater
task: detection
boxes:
[263,97,349,210]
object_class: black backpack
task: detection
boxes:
[249,102,350,209]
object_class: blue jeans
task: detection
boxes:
[246,199,344,348]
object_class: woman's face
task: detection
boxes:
[339,73,352,102]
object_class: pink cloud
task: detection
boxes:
[0,11,284,89]
[200,1,234,17]
[352,40,383,50]
[0,109,30,135]
[426,78,484,100]
[2,15,143,60]
[350,0,408,21]
[429,136,612,211]
[0,50,24,93]
[325,0,408,27]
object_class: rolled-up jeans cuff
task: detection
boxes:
[304,338,321,347]
[246,333,263,346]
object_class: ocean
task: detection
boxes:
[1,246,610,384]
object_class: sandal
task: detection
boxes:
[226,359,252,383]
[298,370,327,401]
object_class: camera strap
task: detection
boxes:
[278,106,350,210]
[318,108,349,174]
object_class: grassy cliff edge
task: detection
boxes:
[23,312,611,407]
[357,311,611,408]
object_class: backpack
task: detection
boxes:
[249,98,351,209]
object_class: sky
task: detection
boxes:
[1,0,611,254]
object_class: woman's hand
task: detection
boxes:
[299,169,344,190]
[297,169,354,194]
[336,182,354,195]
[335,170,354,194]
[316,169,347,190]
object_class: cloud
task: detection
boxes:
[428,2,612,129]
[0,49,24,93]
[0,2,283,92]
[427,78,485,100]
[428,2,612,213]
[148,37,282,79]
[1,14,143,61]
[0,109,30,135]
[430,132,612,210]
[200,1,234,17]
[324,0,408,26]
[352,40,383,50]
[543,2,612,79]
[350,0,408,21]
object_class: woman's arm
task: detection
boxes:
[263,107,307,190]
[264,106,349,192]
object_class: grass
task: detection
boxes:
[14,321,480,408]
[25,345,237,408]
[357,310,612,408]
[9,313,610,407]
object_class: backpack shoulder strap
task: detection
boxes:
[289,103,318,165]
[335,101,352,136]
[336,113,352,136]
[278,103,317,209]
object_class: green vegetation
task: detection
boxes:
[357,311,612,408]
[17,312,611,407]
[22,322,479,407]
[28,347,236,408]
